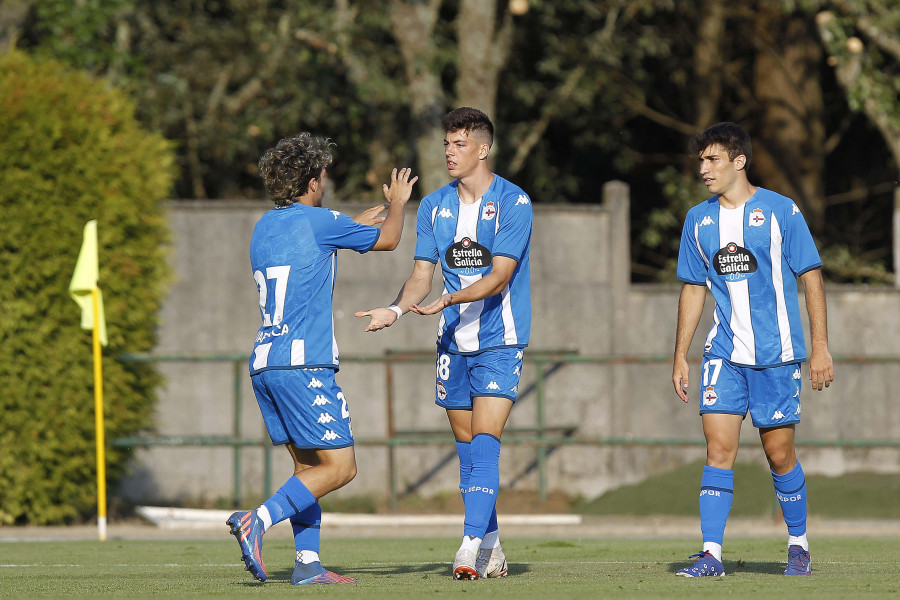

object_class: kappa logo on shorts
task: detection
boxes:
[317,413,336,424]
[792,369,801,380]
[311,394,331,406]
[773,410,785,420]
[702,386,718,406]
[511,385,518,394]
[308,378,324,389]
[436,380,448,401]
[515,350,523,360]
[513,365,520,376]
[486,381,501,391]
[321,430,343,441]
[795,404,801,415]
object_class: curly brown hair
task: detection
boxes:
[258,133,334,207]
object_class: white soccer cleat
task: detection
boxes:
[452,549,479,580]
[476,545,508,578]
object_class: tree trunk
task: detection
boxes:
[390,0,447,195]
[752,7,827,236]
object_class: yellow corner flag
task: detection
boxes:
[69,220,108,346]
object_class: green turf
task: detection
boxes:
[573,460,900,519]
[1,536,898,599]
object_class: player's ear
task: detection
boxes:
[734,154,747,171]
[479,143,491,160]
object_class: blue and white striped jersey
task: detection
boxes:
[248,203,379,375]
[415,175,533,354]
[676,188,822,367]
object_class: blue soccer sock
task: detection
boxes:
[772,462,808,536]
[262,476,317,529]
[699,465,734,547]
[463,433,501,539]
[458,439,499,546]
[290,502,325,581]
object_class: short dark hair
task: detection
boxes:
[258,133,334,207]
[689,122,752,167]
[441,107,494,146]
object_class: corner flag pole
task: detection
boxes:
[69,220,109,542]
[92,287,107,542]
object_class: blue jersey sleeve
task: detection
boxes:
[413,197,439,263]
[310,208,379,253]
[781,205,822,275]
[493,192,533,261]
[676,210,708,285]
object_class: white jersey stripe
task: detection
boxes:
[769,215,794,361]
[455,273,484,352]
[500,284,517,345]
[719,205,755,364]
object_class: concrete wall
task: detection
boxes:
[118,183,900,505]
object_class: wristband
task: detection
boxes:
[387,305,403,320]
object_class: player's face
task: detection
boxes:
[698,144,745,196]
[444,129,488,180]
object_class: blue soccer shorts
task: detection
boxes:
[250,368,353,449]
[434,347,524,409]
[698,356,803,428]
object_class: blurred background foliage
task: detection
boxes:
[4,0,898,285]
[0,49,174,524]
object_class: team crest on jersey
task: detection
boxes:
[446,237,491,271]
[748,208,766,227]
[481,201,496,220]
[436,380,447,401]
[702,386,718,406]
[713,242,758,282]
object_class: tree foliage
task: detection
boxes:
[11,0,897,284]
[0,50,175,524]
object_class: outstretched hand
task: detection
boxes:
[353,202,389,226]
[354,307,398,332]
[383,167,418,206]
[410,293,452,316]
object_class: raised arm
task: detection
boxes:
[799,267,834,391]
[370,168,418,251]
[355,259,436,332]
[672,283,707,403]
[410,256,517,316]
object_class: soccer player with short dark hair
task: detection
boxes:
[672,122,834,577]
[356,107,532,580]
[226,132,417,585]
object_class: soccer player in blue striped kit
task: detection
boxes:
[356,107,533,580]
[226,133,417,585]
[672,122,835,577]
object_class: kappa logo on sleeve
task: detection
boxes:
[791,203,801,215]
[330,210,341,220]
[515,194,530,205]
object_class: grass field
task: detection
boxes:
[2,535,898,599]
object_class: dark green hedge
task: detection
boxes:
[0,50,176,525]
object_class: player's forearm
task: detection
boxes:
[371,203,406,251]
[391,274,432,311]
[447,271,510,306]
[674,284,706,359]
[801,268,829,351]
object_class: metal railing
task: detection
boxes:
[116,352,900,507]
